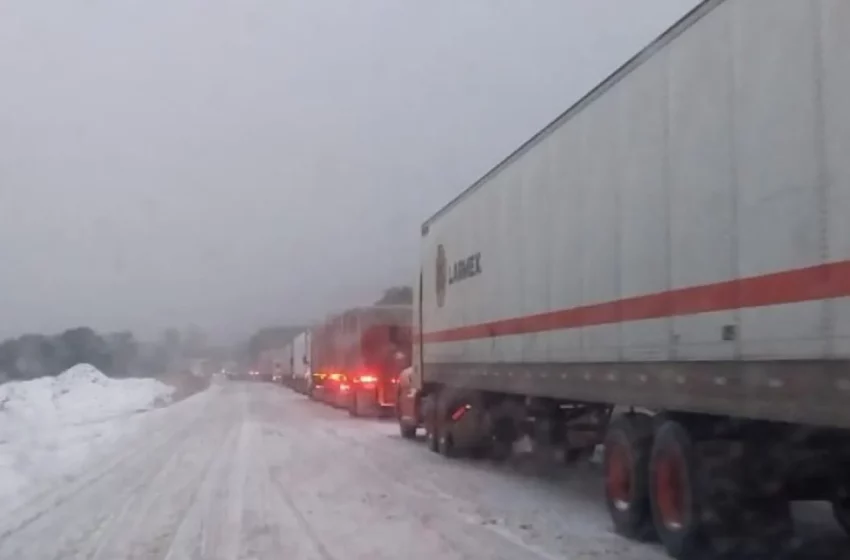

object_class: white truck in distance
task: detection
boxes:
[292,331,311,393]
[396,1,850,558]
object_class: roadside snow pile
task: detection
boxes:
[0,364,176,513]
[0,363,174,427]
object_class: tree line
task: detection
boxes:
[0,286,414,382]
[0,325,218,383]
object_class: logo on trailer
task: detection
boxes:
[436,244,447,308]
[448,252,481,285]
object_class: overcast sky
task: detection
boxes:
[0,0,697,341]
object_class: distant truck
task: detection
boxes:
[311,305,412,416]
[397,1,850,558]
[255,350,274,382]
[273,345,293,385]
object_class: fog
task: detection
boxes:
[0,0,697,341]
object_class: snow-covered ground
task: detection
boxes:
[0,379,845,559]
[0,364,175,514]
[0,379,665,560]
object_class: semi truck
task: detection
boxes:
[310,305,412,416]
[396,0,850,557]
[261,346,291,384]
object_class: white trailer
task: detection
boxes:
[398,1,850,557]
[292,331,312,393]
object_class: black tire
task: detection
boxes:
[434,392,459,458]
[603,413,655,541]
[833,497,850,536]
[399,421,417,439]
[649,420,702,559]
[348,391,359,417]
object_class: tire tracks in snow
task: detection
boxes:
[0,390,217,541]
[314,424,564,560]
[163,382,251,560]
[83,411,237,560]
[0,411,201,545]
[320,421,658,560]
[258,404,554,560]
[0,391,224,559]
[256,426,337,560]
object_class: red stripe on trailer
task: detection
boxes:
[422,259,850,344]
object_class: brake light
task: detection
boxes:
[329,372,342,381]
[358,375,378,384]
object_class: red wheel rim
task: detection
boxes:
[655,451,686,530]
[606,442,632,511]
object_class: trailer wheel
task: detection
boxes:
[603,413,655,541]
[650,420,702,559]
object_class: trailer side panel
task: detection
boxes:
[418,0,850,427]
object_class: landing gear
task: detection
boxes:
[397,390,418,439]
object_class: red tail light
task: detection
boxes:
[358,374,378,384]
[451,404,471,421]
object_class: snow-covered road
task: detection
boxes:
[1,380,846,560]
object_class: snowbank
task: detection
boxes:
[0,364,174,426]
[0,364,175,512]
